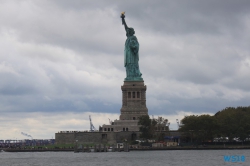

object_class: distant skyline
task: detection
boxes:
[1,0,250,139]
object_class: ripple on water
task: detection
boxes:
[0,150,250,166]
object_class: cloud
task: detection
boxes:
[0,110,213,139]
[0,111,120,139]
[0,0,250,139]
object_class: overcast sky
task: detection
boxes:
[1,0,250,140]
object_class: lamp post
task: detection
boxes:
[166,122,171,141]
[75,140,78,152]
[167,122,170,130]
[176,119,180,129]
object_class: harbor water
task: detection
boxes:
[0,150,250,166]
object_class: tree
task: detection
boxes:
[155,117,169,141]
[179,106,250,143]
[138,115,156,140]
[138,115,169,141]
[215,106,250,142]
[179,115,219,142]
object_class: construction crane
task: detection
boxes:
[89,115,96,132]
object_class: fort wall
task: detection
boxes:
[55,131,140,145]
[55,132,75,144]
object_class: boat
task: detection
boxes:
[107,147,113,152]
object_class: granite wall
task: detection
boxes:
[55,131,140,145]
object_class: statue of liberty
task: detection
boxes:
[121,12,143,81]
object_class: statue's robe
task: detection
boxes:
[124,36,139,66]
[124,35,142,79]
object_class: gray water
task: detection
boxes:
[0,150,249,166]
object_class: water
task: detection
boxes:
[0,150,249,166]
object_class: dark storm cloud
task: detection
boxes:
[0,0,123,56]
[105,0,250,36]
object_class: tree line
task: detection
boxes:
[179,106,250,142]
[138,106,250,142]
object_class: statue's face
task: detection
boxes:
[126,28,134,37]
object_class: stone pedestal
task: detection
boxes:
[120,81,148,120]
[101,81,148,132]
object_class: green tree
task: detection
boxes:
[138,115,156,140]
[155,117,169,141]
[215,106,250,142]
[179,115,219,142]
[179,106,250,143]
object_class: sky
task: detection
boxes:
[0,0,250,140]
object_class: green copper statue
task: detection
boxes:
[121,12,143,81]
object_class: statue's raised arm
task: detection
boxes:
[121,12,128,31]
